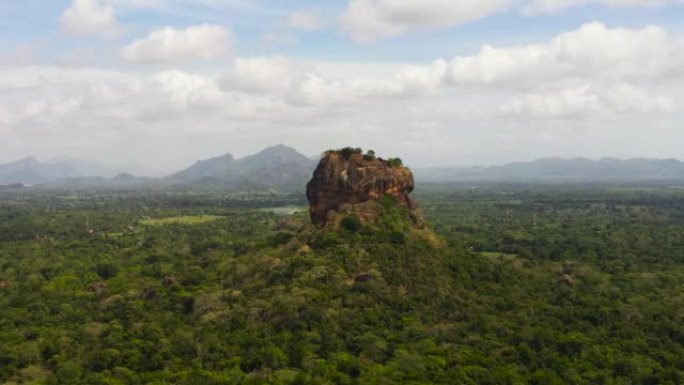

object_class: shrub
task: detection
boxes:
[341,215,362,233]
[95,262,119,280]
[339,147,363,159]
[389,230,406,244]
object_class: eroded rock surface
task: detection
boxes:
[306,151,417,225]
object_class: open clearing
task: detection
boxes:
[141,215,225,226]
[481,252,518,261]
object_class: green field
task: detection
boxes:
[141,215,225,226]
[480,251,518,260]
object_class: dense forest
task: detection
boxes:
[1,186,683,384]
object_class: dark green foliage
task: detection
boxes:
[340,215,361,233]
[0,186,683,384]
[364,150,376,161]
[338,147,363,159]
[387,158,403,168]
[94,262,119,279]
[270,231,294,246]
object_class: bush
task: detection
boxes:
[339,147,363,159]
[95,262,119,280]
[389,230,406,244]
[387,158,403,168]
[341,215,362,233]
[270,232,294,246]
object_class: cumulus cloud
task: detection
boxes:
[290,59,449,105]
[340,0,512,41]
[121,24,232,63]
[61,0,125,38]
[339,0,684,41]
[261,33,297,46]
[217,56,448,105]
[3,23,680,125]
[3,23,679,132]
[289,10,322,31]
[500,84,675,118]
[2,22,683,170]
[445,22,676,88]
[524,0,684,15]
[223,57,304,93]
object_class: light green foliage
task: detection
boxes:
[141,215,225,226]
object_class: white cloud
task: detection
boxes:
[218,56,447,105]
[446,22,676,88]
[261,33,297,46]
[339,0,684,41]
[525,0,684,15]
[290,59,449,104]
[61,0,125,38]
[224,57,303,93]
[5,23,677,134]
[108,0,164,7]
[121,24,232,63]
[2,23,683,170]
[500,84,675,118]
[289,10,322,31]
[340,0,513,41]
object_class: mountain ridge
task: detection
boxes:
[2,149,684,188]
[164,144,316,191]
[414,157,684,184]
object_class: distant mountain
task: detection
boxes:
[0,145,316,191]
[166,145,316,191]
[45,156,123,178]
[11,151,681,190]
[415,157,684,184]
[47,173,153,189]
[0,183,25,191]
[170,153,236,182]
[0,157,86,185]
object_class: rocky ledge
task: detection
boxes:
[306,148,417,225]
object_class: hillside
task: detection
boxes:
[0,157,85,185]
[166,145,316,191]
[170,153,236,182]
[0,145,316,192]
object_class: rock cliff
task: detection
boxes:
[306,149,417,225]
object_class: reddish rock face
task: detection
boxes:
[306,151,416,225]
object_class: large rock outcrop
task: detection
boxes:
[306,150,417,225]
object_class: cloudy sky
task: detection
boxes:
[1,0,683,175]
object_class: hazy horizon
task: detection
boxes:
[2,1,684,175]
[4,144,684,179]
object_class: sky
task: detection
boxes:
[1,0,683,175]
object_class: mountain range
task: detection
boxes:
[413,157,684,184]
[2,148,684,190]
[164,144,316,191]
[0,157,85,185]
[0,145,317,191]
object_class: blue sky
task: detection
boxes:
[3,1,683,62]
[1,0,683,175]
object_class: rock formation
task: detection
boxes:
[306,149,417,225]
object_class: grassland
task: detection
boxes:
[141,215,225,226]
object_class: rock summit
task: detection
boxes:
[306,148,417,225]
